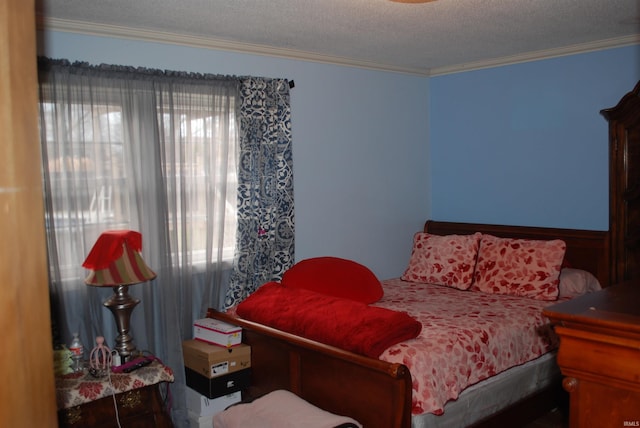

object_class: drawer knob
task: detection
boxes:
[562,377,578,392]
[64,406,83,425]
[119,390,142,409]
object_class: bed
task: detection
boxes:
[207,220,610,428]
[205,81,640,428]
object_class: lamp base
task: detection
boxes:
[103,284,140,363]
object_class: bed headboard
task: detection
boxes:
[424,220,611,288]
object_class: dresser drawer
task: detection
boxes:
[58,384,172,428]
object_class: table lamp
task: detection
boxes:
[82,230,156,363]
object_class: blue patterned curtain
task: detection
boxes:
[225,77,295,307]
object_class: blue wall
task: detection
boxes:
[37,30,640,276]
[38,31,430,279]
[430,46,640,230]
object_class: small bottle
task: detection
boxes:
[69,333,84,373]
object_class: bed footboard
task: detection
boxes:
[206,309,412,428]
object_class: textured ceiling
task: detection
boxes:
[37,0,640,75]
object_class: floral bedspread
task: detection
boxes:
[375,278,558,416]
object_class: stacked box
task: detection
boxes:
[183,339,251,399]
[185,366,251,399]
[183,340,251,378]
[193,318,242,347]
[187,412,212,428]
[185,387,241,418]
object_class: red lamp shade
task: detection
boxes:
[83,230,156,286]
[82,230,155,362]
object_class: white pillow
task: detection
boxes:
[558,268,601,299]
[212,389,362,428]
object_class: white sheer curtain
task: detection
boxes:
[38,59,240,426]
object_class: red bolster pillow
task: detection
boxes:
[281,256,384,304]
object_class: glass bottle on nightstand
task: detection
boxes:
[69,333,84,373]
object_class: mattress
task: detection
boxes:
[411,351,560,427]
[374,278,559,416]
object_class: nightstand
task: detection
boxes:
[55,360,174,428]
[543,282,640,428]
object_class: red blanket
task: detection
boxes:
[236,282,422,358]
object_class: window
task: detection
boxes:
[40,86,238,283]
[159,101,239,266]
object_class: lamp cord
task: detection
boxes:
[106,368,123,428]
[105,349,173,426]
[107,350,123,428]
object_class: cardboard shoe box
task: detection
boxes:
[183,340,251,378]
[185,366,251,399]
[185,387,241,417]
[193,318,242,347]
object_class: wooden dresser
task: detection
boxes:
[543,283,640,428]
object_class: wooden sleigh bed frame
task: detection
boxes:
[207,220,610,428]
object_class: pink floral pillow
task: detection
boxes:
[472,234,566,301]
[401,232,481,290]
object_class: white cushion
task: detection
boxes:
[212,389,362,428]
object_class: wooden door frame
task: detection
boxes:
[0,0,58,426]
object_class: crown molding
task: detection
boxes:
[37,16,639,77]
[429,35,640,76]
[37,17,430,76]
